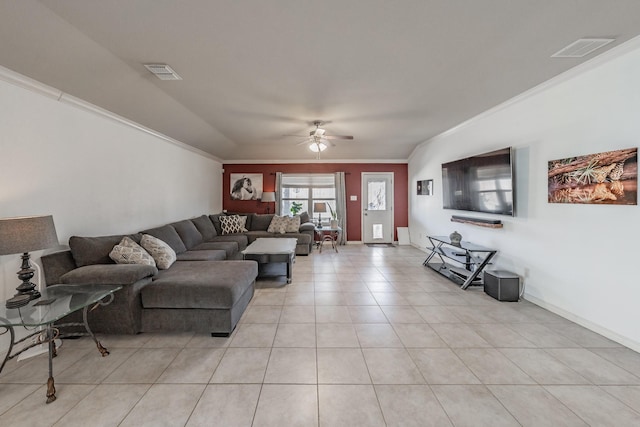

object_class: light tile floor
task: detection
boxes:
[2,245,640,426]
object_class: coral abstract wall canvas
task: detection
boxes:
[548,148,637,205]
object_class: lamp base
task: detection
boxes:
[15,252,41,301]
[5,294,31,309]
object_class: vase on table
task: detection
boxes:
[449,230,462,246]
[330,219,339,229]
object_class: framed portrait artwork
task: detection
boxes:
[417,179,433,196]
[230,173,263,200]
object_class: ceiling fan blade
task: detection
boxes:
[324,135,354,140]
[284,134,310,138]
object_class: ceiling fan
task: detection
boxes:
[288,121,354,158]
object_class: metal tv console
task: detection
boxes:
[422,236,497,290]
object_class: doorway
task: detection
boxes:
[361,172,394,244]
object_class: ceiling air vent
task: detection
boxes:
[143,64,182,80]
[551,38,615,58]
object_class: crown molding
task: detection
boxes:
[223,158,408,164]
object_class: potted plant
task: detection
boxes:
[290,201,303,216]
[327,204,339,229]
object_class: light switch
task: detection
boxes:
[350,195,357,201]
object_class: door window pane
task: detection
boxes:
[368,181,386,210]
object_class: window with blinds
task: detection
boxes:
[280,174,336,224]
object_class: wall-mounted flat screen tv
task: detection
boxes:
[442,147,515,216]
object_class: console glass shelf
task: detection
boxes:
[422,235,497,289]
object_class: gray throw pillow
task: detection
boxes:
[267,215,287,234]
[140,234,177,270]
[109,236,156,267]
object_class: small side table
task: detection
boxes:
[0,284,121,403]
[315,226,341,253]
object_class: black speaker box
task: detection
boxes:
[484,270,520,302]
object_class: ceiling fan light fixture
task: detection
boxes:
[309,141,327,152]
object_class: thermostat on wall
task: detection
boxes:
[350,195,357,201]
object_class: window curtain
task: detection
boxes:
[274,172,282,215]
[334,172,347,245]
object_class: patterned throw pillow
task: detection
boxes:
[220,215,247,234]
[284,216,301,233]
[140,234,176,270]
[267,215,287,234]
[238,215,248,231]
[109,236,156,267]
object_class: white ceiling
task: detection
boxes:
[2,0,640,161]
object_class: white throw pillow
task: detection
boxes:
[220,215,247,234]
[267,215,287,234]
[109,236,156,267]
[284,215,300,233]
[140,234,176,269]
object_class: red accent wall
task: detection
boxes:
[223,163,408,241]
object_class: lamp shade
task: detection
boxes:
[261,192,276,202]
[0,215,59,255]
[313,202,327,213]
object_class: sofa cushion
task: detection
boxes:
[209,235,249,251]
[176,250,227,261]
[250,214,274,231]
[209,213,226,236]
[267,215,287,234]
[69,234,141,267]
[191,215,217,240]
[192,241,238,258]
[170,220,204,250]
[299,211,310,224]
[140,225,187,254]
[109,236,156,267]
[141,234,177,270]
[142,261,258,309]
[61,264,157,285]
[220,215,247,234]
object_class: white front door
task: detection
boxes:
[362,172,394,244]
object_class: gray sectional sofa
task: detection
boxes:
[41,212,315,336]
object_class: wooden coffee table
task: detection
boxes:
[241,238,297,283]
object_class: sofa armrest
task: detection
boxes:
[41,250,77,285]
[299,222,316,232]
[60,264,158,286]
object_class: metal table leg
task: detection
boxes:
[46,324,56,403]
[83,297,113,357]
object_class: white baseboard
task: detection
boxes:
[524,294,640,353]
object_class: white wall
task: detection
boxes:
[0,68,223,305]
[409,38,640,350]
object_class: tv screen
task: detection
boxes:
[442,147,515,216]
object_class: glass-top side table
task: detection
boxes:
[315,226,341,253]
[0,284,122,403]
